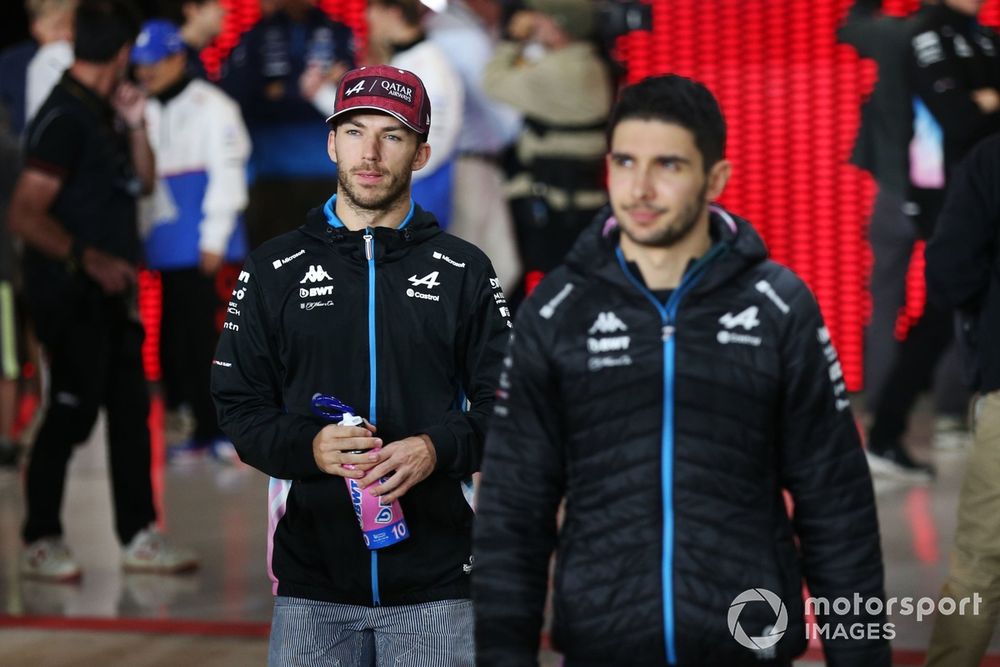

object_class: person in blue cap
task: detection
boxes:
[131,19,252,463]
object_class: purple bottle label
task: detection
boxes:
[345,476,409,549]
[343,445,409,550]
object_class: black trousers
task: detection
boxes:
[159,268,221,441]
[869,296,956,448]
[23,292,156,544]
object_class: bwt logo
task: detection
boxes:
[300,285,334,298]
[728,588,788,650]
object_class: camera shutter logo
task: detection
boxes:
[728,588,788,650]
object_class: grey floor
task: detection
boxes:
[0,395,993,666]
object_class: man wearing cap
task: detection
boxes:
[211,64,511,665]
[131,19,251,461]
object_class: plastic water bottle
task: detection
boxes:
[311,394,410,550]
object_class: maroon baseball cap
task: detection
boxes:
[326,65,431,135]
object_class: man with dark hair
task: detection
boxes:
[7,0,198,581]
[473,74,890,666]
[211,65,510,666]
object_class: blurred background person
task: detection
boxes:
[484,0,613,304]
[159,0,226,80]
[25,0,77,125]
[923,132,1000,667]
[428,0,523,288]
[219,0,355,249]
[7,0,197,580]
[865,0,1000,480]
[364,0,464,229]
[131,19,251,462]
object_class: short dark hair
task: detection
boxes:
[158,0,207,25]
[607,74,726,170]
[368,0,424,26]
[74,0,141,63]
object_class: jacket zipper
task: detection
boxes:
[615,244,725,665]
[364,228,381,606]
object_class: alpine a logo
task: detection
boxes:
[408,271,441,289]
[719,306,760,331]
[300,265,333,284]
[588,312,628,335]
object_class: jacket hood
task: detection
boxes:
[564,205,770,295]
[299,197,443,264]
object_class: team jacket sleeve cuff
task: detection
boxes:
[423,425,459,474]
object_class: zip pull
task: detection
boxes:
[662,324,675,342]
[363,230,374,261]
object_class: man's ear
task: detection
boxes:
[327,129,338,164]
[706,159,731,201]
[411,142,431,172]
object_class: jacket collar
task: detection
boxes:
[299,196,442,264]
[565,205,769,297]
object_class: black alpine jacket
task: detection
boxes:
[473,208,889,666]
[211,200,511,605]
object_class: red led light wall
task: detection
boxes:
[143,0,1000,391]
[617,0,1000,391]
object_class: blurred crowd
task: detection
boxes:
[1,0,1000,663]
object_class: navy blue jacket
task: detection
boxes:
[474,209,889,666]
[218,8,355,179]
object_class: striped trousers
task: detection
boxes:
[269,596,474,666]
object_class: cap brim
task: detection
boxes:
[325,106,424,134]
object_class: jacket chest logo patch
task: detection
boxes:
[300,264,333,283]
[297,265,334,308]
[407,271,441,302]
[586,311,631,371]
[718,306,762,347]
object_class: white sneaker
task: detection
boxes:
[20,538,82,582]
[122,527,199,574]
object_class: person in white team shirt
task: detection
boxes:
[364,0,464,229]
[131,19,252,461]
[25,0,77,125]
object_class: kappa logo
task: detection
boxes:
[272,249,305,269]
[588,312,628,335]
[300,265,333,284]
[408,271,441,289]
[719,306,761,331]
